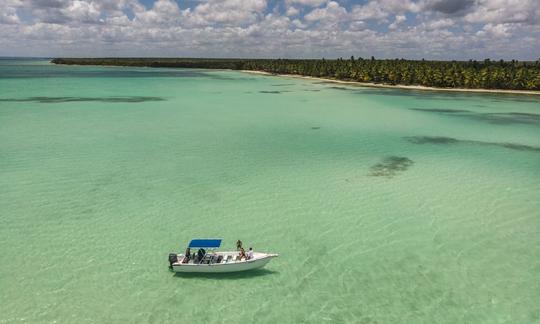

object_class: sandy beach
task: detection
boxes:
[241,70,540,95]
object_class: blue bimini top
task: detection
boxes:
[188,239,222,248]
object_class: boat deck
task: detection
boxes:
[172,251,263,266]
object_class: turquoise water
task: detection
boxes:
[1,59,539,323]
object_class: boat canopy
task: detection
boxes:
[188,239,222,248]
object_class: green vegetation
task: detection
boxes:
[51,57,540,90]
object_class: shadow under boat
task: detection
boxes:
[172,268,279,280]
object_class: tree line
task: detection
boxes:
[52,57,540,90]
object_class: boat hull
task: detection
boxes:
[171,253,277,273]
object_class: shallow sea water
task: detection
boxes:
[1,59,539,323]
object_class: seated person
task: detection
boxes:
[237,247,247,261]
[247,247,253,260]
[197,248,206,262]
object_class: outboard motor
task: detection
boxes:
[169,253,178,268]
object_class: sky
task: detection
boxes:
[1,0,539,60]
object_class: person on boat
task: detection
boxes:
[197,248,206,262]
[247,247,253,260]
[183,247,191,263]
[236,240,243,250]
[237,247,246,261]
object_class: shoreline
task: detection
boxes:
[48,58,539,95]
[240,70,540,96]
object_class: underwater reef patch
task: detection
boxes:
[405,136,540,152]
[0,96,165,103]
[410,108,540,125]
[405,136,460,145]
[480,112,540,125]
[328,86,352,91]
[410,108,471,113]
[369,156,414,178]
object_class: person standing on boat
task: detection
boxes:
[236,240,243,250]
[183,248,191,263]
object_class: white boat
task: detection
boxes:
[169,239,278,273]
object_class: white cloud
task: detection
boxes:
[351,2,389,21]
[286,6,300,17]
[476,23,513,37]
[292,18,307,28]
[423,0,475,14]
[61,1,101,23]
[423,18,455,30]
[351,0,419,22]
[304,1,347,25]
[395,15,407,23]
[286,0,328,7]
[464,0,540,25]
[185,0,267,26]
[388,14,406,30]
[0,0,539,60]
[134,0,180,26]
[0,5,21,24]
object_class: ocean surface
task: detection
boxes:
[1,59,539,323]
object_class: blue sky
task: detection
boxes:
[1,0,539,59]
